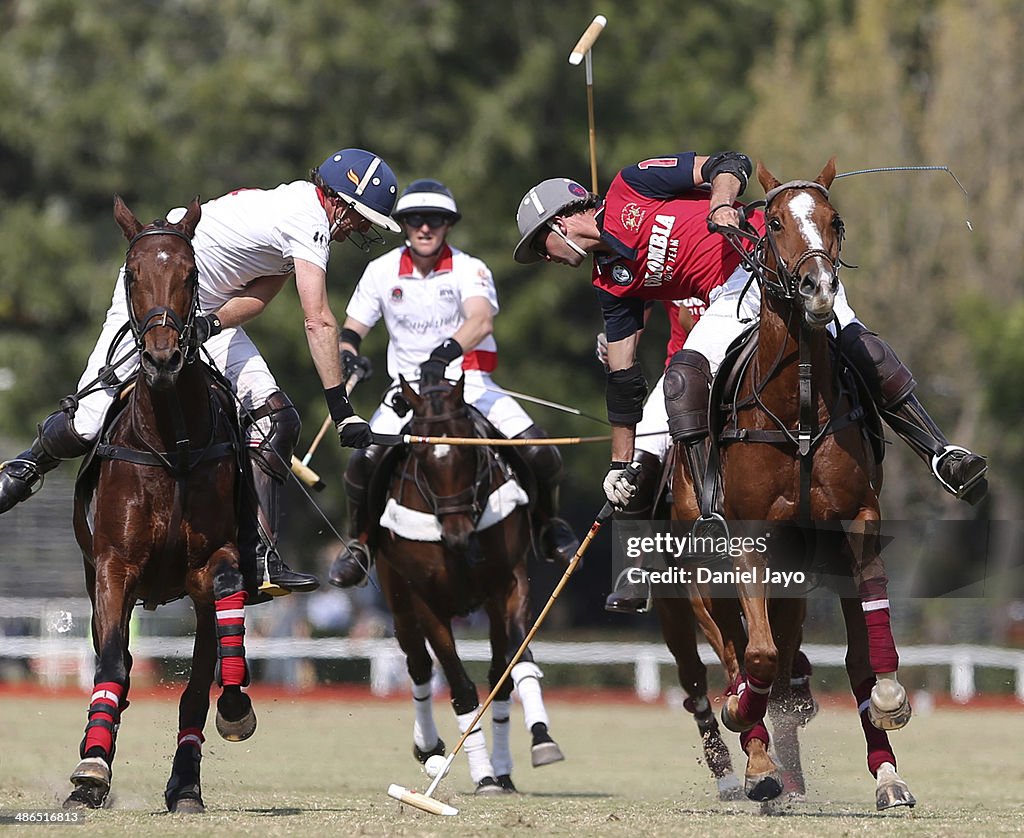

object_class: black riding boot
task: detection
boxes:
[246,465,320,595]
[841,324,988,505]
[605,450,663,614]
[328,445,379,589]
[515,426,580,565]
[0,410,89,514]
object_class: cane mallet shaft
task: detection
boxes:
[290,371,364,491]
[388,464,639,816]
[569,14,606,193]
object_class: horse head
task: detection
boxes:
[398,373,481,553]
[755,158,843,329]
[114,195,202,390]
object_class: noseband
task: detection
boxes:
[123,225,201,362]
[748,180,844,302]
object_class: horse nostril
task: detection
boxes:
[799,275,818,297]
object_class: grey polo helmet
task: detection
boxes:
[393,179,461,223]
[513,178,590,263]
[315,149,401,232]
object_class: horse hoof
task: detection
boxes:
[496,774,518,793]
[720,695,756,733]
[744,771,784,802]
[869,680,912,731]
[531,740,565,767]
[475,776,504,795]
[167,793,206,814]
[413,737,445,764]
[64,757,111,809]
[780,769,806,798]
[876,767,916,810]
[216,691,257,742]
[716,773,744,801]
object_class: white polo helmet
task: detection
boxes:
[513,178,590,263]
[393,179,461,223]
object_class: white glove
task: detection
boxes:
[603,463,640,508]
[595,332,609,370]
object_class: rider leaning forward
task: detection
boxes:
[0,148,399,596]
[513,151,988,513]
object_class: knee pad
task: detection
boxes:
[344,444,384,503]
[840,323,916,409]
[247,391,301,483]
[514,425,564,483]
[664,350,712,442]
[35,410,91,460]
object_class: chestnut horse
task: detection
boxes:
[64,198,255,812]
[373,374,563,795]
[667,160,914,808]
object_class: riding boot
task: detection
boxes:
[841,323,988,505]
[329,444,380,588]
[0,410,90,514]
[514,426,580,565]
[248,464,320,594]
[605,450,662,614]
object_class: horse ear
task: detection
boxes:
[179,196,202,238]
[113,194,142,241]
[816,157,837,191]
[451,373,466,404]
[756,160,780,194]
[399,374,422,411]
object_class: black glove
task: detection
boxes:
[342,350,373,384]
[418,338,463,383]
[336,415,373,448]
[193,313,223,344]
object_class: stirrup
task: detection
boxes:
[931,445,987,500]
[257,550,291,598]
[606,568,652,614]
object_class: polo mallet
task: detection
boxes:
[371,433,612,447]
[386,462,640,816]
[569,14,607,193]
[289,368,366,490]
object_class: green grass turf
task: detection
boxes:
[1,692,1022,836]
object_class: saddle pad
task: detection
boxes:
[379,478,529,542]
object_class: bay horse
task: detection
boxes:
[667,159,914,808]
[373,373,563,794]
[64,197,256,811]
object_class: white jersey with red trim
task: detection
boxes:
[347,244,500,380]
[191,180,331,311]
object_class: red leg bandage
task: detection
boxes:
[853,678,896,776]
[860,577,899,674]
[82,680,126,758]
[215,591,248,687]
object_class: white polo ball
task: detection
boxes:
[424,754,448,779]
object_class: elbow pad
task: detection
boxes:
[606,362,648,425]
[701,152,753,195]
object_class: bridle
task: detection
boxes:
[123,224,202,364]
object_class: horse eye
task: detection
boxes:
[768,217,783,232]
[832,217,845,233]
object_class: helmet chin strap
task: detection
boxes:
[547,220,588,258]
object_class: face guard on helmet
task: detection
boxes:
[513,178,590,264]
[313,149,401,236]
[393,179,461,225]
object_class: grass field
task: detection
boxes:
[1,690,1022,837]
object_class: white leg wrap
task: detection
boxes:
[490,699,513,777]
[511,661,549,730]
[455,709,494,784]
[411,680,439,752]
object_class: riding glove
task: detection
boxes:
[193,313,223,344]
[419,338,463,383]
[336,415,373,449]
[603,461,642,507]
[342,350,373,384]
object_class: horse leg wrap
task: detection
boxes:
[854,678,896,776]
[736,673,772,724]
[511,661,549,730]
[215,591,249,687]
[455,708,496,784]
[860,578,899,674]
[81,681,126,760]
[490,699,513,777]
[177,726,204,752]
[411,679,439,753]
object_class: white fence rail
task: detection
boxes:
[1,597,1022,704]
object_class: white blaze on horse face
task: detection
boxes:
[156,249,170,263]
[788,192,825,253]
[433,443,451,459]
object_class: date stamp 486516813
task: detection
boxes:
[0,810,85,825]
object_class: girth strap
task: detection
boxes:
[94,441,235,469]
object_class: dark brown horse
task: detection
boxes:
[666,160,914,808]
[64,197,255,812]
[374,374,563,795]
